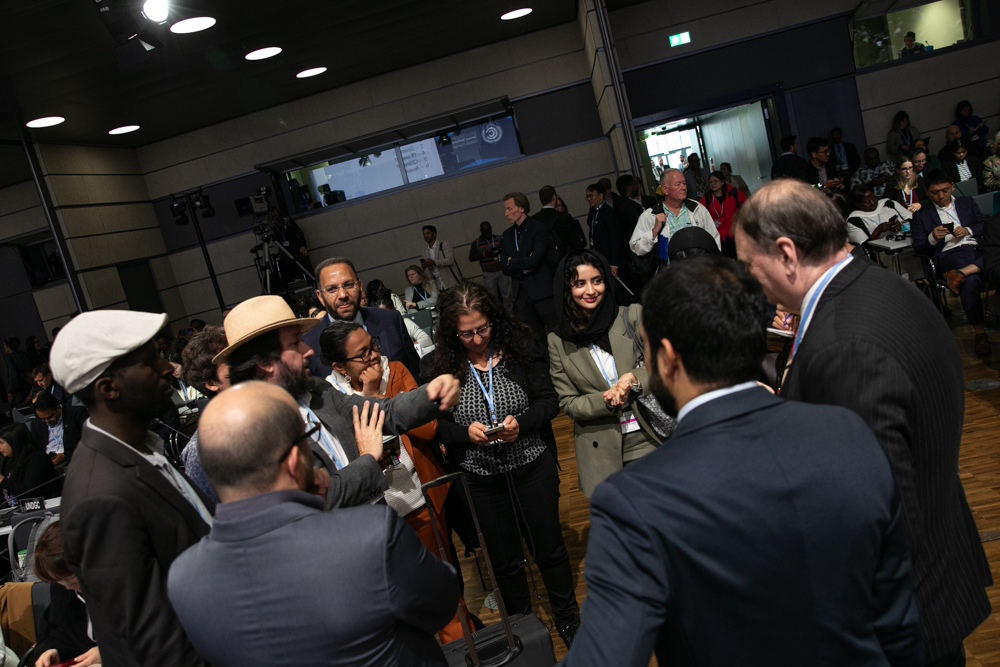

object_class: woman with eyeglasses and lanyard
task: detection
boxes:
[430,282,579,648]
[548,249,664,499]
[883,154,926,213]
[318,321,474,643]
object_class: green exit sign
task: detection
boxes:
[669,31,691,47]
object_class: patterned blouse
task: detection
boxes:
[983,154,1000,193]
[450,358,547,475]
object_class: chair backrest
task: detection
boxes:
[8,511,59,582]
[973,191,999,216]
[954,179,979,197]
[404,309,434,338]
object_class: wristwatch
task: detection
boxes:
[630,380,643,396]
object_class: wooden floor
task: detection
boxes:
[456,306,1000,664]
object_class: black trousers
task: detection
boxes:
[937,246,984,326]
[926,645,965,667]
[513,290,556,340]
[464,452,579,626]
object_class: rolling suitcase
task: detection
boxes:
[421,472,557,667]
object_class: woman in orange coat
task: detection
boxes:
[319,320,473,644]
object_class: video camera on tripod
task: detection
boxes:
[236,187,315,296]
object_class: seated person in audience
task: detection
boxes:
[954,100,990,152]
[945,138,984,194]
[912,138,941,173]
[984,131,1000,193]
[798,137,844,191]
[845,186,910,248]
[30,363,70,405]
[179,326,231,504]
[910,148,935,183]
[939,124,980,163]
[375,292,434,356]
[0,423,61,499]
[560,256,921,666]
[168,381,459,667]
[699,170,746,258]
[630,169,720,260]
[32,522,100,667]
[403,265,439,313]
[850,147,895,196]
[912,169,990,354]
[320,321,473,643]
[367,279,406,314]
[30,391,88,465]
[883,155,925,212]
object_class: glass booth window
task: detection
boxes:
[852,0,974,69]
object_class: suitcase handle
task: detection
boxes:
[421,472,521,666]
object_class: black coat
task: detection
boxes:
[981,210,1000,284]
[830,140,861,174]
[771,153,807,179]
[586,202,622,268]
[614,197,644,253]
[0,447,61,499]
[303,307,421,380]
[534,207,586,256]
[35,583,97,660]
[30,404,88,463]
[944,157,985,194]
[781,256,992,660]
[500,217,553,300]
[61,425,215,667]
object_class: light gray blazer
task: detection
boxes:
[548,305,660,497]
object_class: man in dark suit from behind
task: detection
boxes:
[561,255,922,666]
[303,257,421,380]
[51,310,216,667]
[169,381,459,667]
[735,178,992,666]
[770,134,808,179]
[534,185,587,264]
[30,391,87,465]
[615,174,648,295]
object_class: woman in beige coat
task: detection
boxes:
[547,249,664,497]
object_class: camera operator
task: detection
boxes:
[268,207,313,283]
[468,220,512,311]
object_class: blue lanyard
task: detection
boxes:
[300,405,345,469]
[590,345,618,389]
[414,286,428,301]
[468,345,497,425]
[939,205,959,225]
[791,256,852,360]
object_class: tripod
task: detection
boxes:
[252,232,315,295]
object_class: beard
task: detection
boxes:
[646,354,679,418]
[275,359,313,397]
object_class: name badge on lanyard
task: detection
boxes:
[591,345,640,435]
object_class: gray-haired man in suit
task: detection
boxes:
[169,381,459,667]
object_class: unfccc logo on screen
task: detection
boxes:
[482,122,503,144]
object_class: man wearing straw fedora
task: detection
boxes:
[211,295,461,510]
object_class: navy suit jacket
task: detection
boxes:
[303,307,421,380]
[500,216,553,300]
[30,404,88,462]
[587,203,622,268]
[911,196,986,264]
[561,387,922,667]
[168,490,459,667]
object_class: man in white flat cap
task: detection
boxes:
[183,295,461,510]
[51,309,214,667]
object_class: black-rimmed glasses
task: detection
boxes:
[278,422,321,463]
[343,336,380,363]
[456,324,492,342]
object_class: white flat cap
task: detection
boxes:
[50,310,168,395]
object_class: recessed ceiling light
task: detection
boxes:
[501,8,532,20]
[109,125,141,135]
[26,117,65,128]
[141,0,169,23]
[169,17,216,34]
[296,67,327,78]
[245,47,282,61]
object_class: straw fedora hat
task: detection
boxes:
[213,295,319,364]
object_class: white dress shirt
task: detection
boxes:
[677,382,759,423]
[935,198,977,253]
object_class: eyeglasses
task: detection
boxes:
[456,324,492,342]
[343,336,380,363]
[320,280,358,295]
[278,422,321,463]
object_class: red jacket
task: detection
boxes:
[699,185,747,240]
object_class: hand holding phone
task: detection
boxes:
[482,424,505,437]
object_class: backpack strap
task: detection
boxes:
[846,216,872,238]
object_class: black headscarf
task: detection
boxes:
[552,249,619,352]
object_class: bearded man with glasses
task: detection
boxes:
[302,256,422,380]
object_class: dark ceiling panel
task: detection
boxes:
[0,0,576,149]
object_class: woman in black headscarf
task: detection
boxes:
[547,249,665,497]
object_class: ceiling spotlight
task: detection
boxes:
[193,194,215,218]
[358,156,372,168]
[169,202,189,226]
[296,67,327,78]
[26,117,65,128]
[169,17,216,34]
[141,0,169,23]
[501,8,532,20]
[245,47,282,61]
[108,125,140,135]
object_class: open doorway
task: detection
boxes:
[638,99,777,196]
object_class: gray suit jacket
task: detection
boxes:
[304,378,442,509]
[548,305,660,497]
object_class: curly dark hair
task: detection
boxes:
[430,282,531,381]
[562,249,607,332]
[181,326,229,396]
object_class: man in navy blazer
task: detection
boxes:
[912,169,990,354]
[304,257,421,380]
[500,192,556,339]
[30,391,88,464]
[169,382,459,667]
[561,256,922,666]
